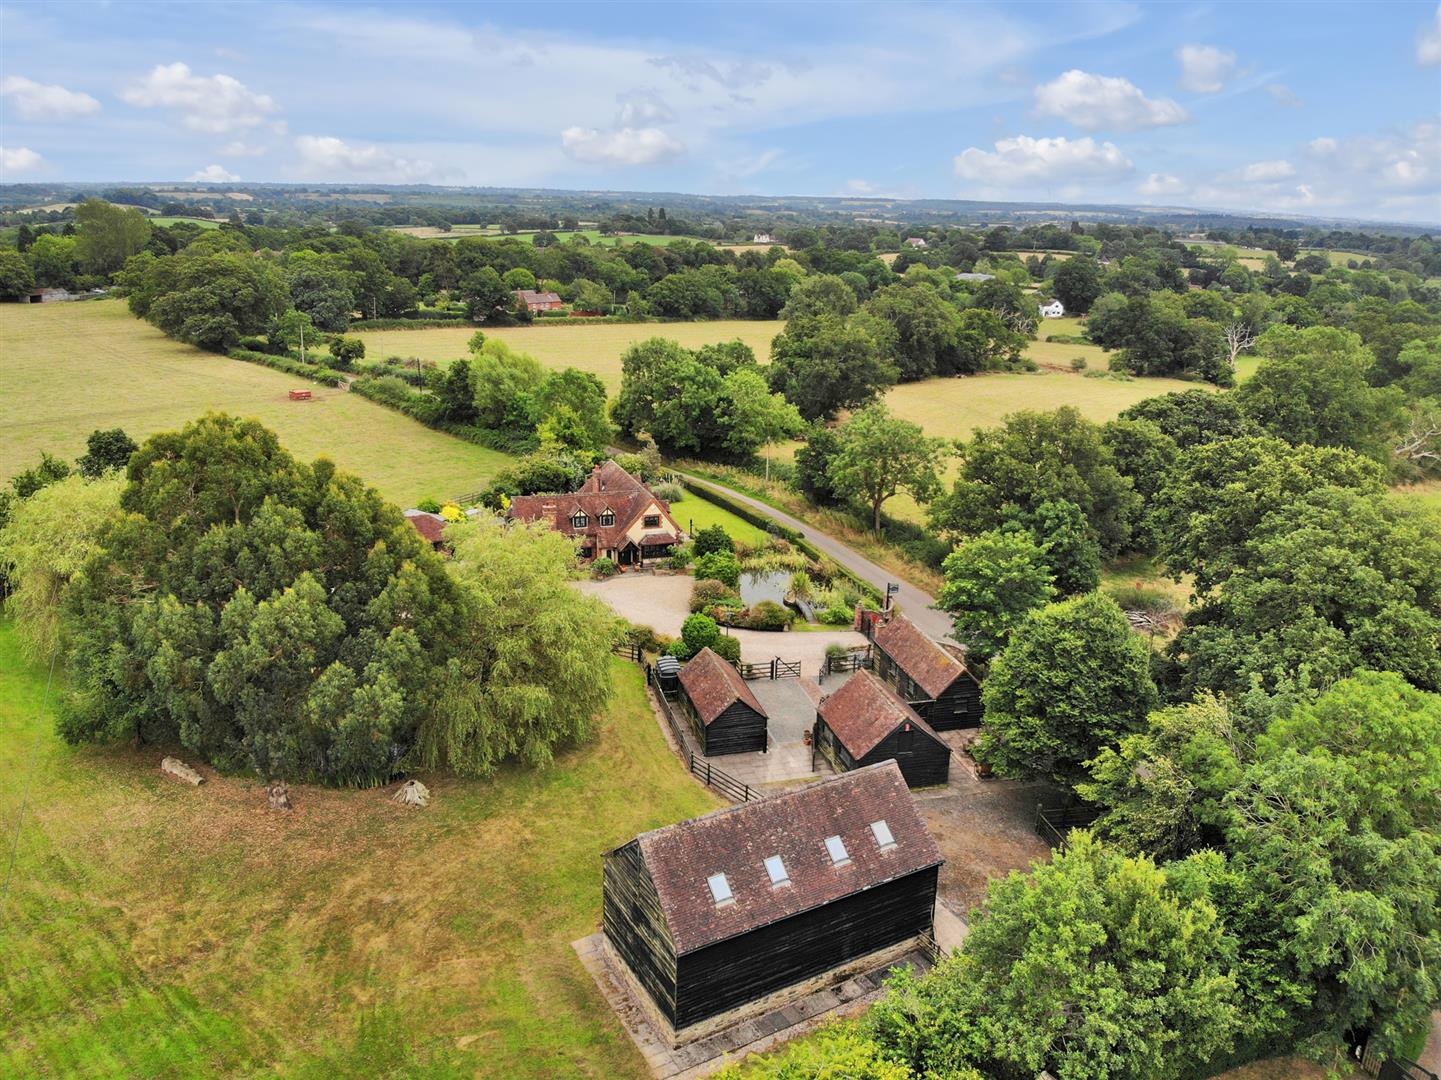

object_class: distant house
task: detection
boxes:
[752,233,775,244]
[954,271,994,283]
[678,647,769,755]
[403,509,449,550]
[602,761,943,1039]
[813,670,951,788]
[1040,299,1066,318]
[904,237,928,249]
[861,610,983,728]
[507,459,683,566]
[27,287,73,303]
[514,289,564,313]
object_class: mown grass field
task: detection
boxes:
[668,489,771,545]
[351,320,785,393]
[149,216,223,229]
[0,300,513,505]
[0,620,718,1078]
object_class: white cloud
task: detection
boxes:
[219,140,267,157]
[189,164,240,182]
[953,134,1132,185]
[0,75,100,120]
[1240,159,1296,182]
[560,125,684,166]
[1139,172,1187,196]
[1034,70,1188,131]
[293,135,438,181]
[1177,44,1237,93]
[1308,137,1340,156]
[121,62,277,133]
[1419,4,1441,65]
[615,91,675,126]
[0,146,44,173]
[1265,83,1304,108]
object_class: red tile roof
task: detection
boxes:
[515,289,562,305]
[871,612,968,699]
[817,669,935,758]
[507,460,681,552]
[403,509,448,545]
[628,761,942,954]
[678,647,766,725]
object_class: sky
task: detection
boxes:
[1,1,1439,223]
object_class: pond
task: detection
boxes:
[739,570,816,622]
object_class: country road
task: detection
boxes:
[676,471,955,643]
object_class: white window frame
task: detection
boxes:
[824,835,851,866]
[870,820,896,850]
[763,855,790,886]
[707,872,734,905]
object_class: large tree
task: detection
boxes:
[1118,390,1254,450]
[767,312,899,421]
[73,198,152,275]
[1050,255,1105,314]
[863,283,967,380]
[827,403,947,535]
[978,592,1157,785]
[126,250,289,351]
[937,530,1055,661]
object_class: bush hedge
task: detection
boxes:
[228,349,345,387]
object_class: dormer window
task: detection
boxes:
[870,820,896,850]
[707,872,734,906]
[599,510,615,527]
[763,855,790,886]
[824,835,851,866]
[571,512,588,529]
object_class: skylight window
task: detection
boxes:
[824,835,851,866]
[763,855,790,886]
[707,872,734,905]
[870,820,896,850]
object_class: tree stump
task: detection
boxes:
[267,781,292,810]
[391,779,431,808]
[160,757,204,785]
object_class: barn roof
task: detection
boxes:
[817,669,942,758]
[871,612,968,699]
[625,762,941,954]
[678,647,766,725]
[403,509,448,545]
[515,289,562,304]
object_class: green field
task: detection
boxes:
[0,300,513,505]
[351,320,785,393]
[149,216,223,228]
[0,620,718,1077]
[669,489,771,545]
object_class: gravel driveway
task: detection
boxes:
[575,573,866,672]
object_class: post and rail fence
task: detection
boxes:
[646,662,758,803]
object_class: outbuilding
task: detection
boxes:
[602,761,943,1039]
[813,669,951,788]
[865,610,984,729]
[678,647,768,756]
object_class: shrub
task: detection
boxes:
[691,578,740,613]
[591,557,617,579]
[329,336,366,368]
[744,600,793,631]
[790,572,814,601]
[825,643,851,661]
[620,622,664,654]
[692,524,735,558]
[711,634,741,663]
[819,605,855,626]
[667,541,693,570]
[694,549,741,588]
[416,497,441,513]
[1070,356,1088,372]
[652,481,685,503]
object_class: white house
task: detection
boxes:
[1040,299,1066,318]
[904,237,928,249]
[752,233,775,244]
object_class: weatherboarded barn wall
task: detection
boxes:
[867,610,984,729]
[814,669,952,788]
[601,762,942,1034]
[678,647,768,756]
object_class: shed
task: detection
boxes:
[678,647,768,756]
[813,670,951,788]
[602,761,943,1035]
[403,509,448,550]
[867,611,984,729]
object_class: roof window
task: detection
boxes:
[763,855,790,886]
[707,872,734,905]
[824,835,851,866]
[870,820,896,850]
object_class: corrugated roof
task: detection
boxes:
[872,612,967,699]
[817,669,937,758]
[627,762,942,954]
[678,647,766,726]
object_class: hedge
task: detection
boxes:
[228,349,345,387]
[347,376,531,454]
[350,315,472,331]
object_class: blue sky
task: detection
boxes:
[2,1,1439,222]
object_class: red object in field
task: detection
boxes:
[288,389,312,401]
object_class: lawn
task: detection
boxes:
[350,320,785,393]
[0,300,513,507]
[0,619,719,1078]
[669,489,771,545]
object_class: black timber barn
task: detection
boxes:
[813,669,952,788]
[865,610,984,729]
[601,762,942,1033]
[678,647,768,755]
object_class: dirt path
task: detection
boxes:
[674,471,953,642]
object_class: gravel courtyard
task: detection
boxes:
[575,573,867,673]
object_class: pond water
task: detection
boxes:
[739,570,816,621]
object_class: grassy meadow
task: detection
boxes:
[350,319,785,393]
[0,620,718,1078]
[0,301,512,506]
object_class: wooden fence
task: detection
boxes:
[1034,803,1101,852]
[736,657,801,681]
[1362,1043,1440,1080]
[646,663,758,803]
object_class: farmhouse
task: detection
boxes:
[904,237,928,248]
[403,508,448,550]
[678,647,769,756]
[601,762,942,1038]
[506,459,682,566]
[862,609,984,729]
[813,670,951,788]
[1040,299,1066,318]
[752,233,775,244]
[514,289,564,313]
